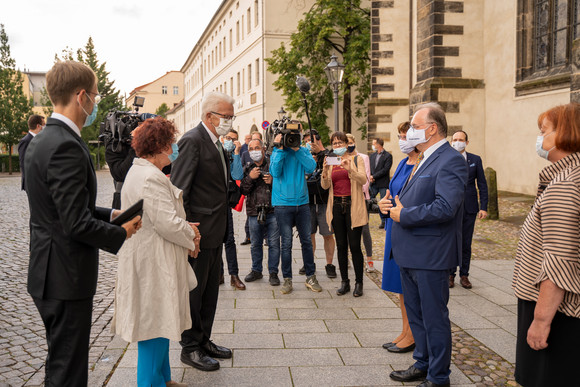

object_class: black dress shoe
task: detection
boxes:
[244,270,263,282]
[382,342,396,349]
[387,342,415,353]
[201,341,232,359]
[417,380,450,387]
[336,280,350,295]
[180,350,219,371]
[240,238,251,245]
[389,365,427,382]
[353,282,363,297]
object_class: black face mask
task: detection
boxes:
[347,145,356,153]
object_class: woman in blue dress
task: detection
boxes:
[380,122,420,353]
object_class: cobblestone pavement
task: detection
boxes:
[1,168,531,387]
[0,171,120,387]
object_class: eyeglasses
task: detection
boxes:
[77,90,102,104]
[332,142,345,147]
[211,111,236,121]
[225,135,238,141]
[409,122,433,131]
[397,135,407,140]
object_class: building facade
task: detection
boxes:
[181,0,320,138]
[125,71,184,115]
[370,0,578,195]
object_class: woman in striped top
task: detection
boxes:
[512,103,580,387]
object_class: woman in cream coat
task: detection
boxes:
[112,117,199,387]
[321,131,368,297]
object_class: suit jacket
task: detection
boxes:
[171,122,230,248]
[18,132,34,190]
[464,152,488,214]
[391,142,468,270]
[369,150,393,188]
[25,118,126,300]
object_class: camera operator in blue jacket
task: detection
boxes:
[269,121,321,295]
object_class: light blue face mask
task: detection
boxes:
[305,142,312,152]
[167,143,179,163]
[223,139,235,152]
[333,147,347,156]
[83,102,98,127]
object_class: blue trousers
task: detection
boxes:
[400,267,451,385]
[274,204,315,278]
[137,337,170,387]
[249,213,280,274]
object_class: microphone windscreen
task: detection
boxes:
[296,76,311,93]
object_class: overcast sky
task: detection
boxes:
[3,0,221,96]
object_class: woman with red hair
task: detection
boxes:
[512,103,580,386]
[112,117,199,387]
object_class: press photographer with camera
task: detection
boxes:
[303,129,336,279]
[239,139,280,286]
[321,131,368,297]
[269,120,322,294]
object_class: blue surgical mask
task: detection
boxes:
[81,99,98,127]
[167,143,179,163]
[333,147,347,156]
[305,142,312,152]
[223,139,235,152]
[536,132,555,160]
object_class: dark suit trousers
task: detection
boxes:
[451,211,477,277]
[33,296,93,387]
[400,268,451,385]
[221,208,239,276]
[181,246,223,352]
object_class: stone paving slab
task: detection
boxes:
[210,333,284,349]
[464,328,517,364]
[277,308,357,320]
[288,365,407,386]
[283,333,360,348]
[233,348,343,367]
[182,366,293,387]
[234,320,328,334]
[214,307,278,320]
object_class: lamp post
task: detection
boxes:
[277,106,286,120]
[324,54,345,132]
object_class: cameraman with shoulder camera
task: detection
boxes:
[303,130,336,279]
[239,139,280,286]
[269,120,321,294]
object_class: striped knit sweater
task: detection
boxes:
[513,152,580,318]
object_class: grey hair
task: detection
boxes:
[415,102,448,137]
[248,138,264,149]
[201,91,235,119]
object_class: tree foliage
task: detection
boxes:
[265,0,370,143]
[54,37,125,146]
[0,24,32,173]
[155,103,169,118]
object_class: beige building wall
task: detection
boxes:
[125,71,184,115]
[166,100,186,139]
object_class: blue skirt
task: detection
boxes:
[381,218,403,294]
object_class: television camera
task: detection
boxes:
[98,96,153,152]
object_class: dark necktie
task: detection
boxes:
[216,140,228,184]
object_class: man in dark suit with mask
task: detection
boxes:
[25,61,141,386]
[171,91,235,371]
[18,114,45,191]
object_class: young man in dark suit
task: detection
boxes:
[25,61,141,386]
[369,137,393,228]
[171,91,235,372]
[17,114,45,191]
[449,130,488,289]
[381,103,467,387]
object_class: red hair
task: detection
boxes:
[132,117,176,158]
[538,103,580,152]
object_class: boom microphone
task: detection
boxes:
[296,76,311,94]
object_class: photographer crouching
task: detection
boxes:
[240,139,281,286]
[269,120,322,294]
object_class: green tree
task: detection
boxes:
[0,24,32,174]
[265,0,370,143]
[155,103,169,118]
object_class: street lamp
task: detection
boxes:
[324,54,345,132]
[277,106,286,120]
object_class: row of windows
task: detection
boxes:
[161,86,179,95]
[185,0,260,95]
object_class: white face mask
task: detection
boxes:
[398,139,416,154]
[406,125,432,147]
[249,150,263,162]
[452,141,466,152]
[536,132,555,160]
[371,145,376,152]
[215,117,233,136]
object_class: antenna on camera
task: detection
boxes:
[295,76,313,143]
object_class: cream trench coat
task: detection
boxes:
[321,154,369,230]
[111,158,197,343]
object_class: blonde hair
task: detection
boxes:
[46,61,96,106]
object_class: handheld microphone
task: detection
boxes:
[295,76,313,141]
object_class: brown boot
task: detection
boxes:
[460,275,472,289]
[230,275,246,290]
[449,275,455,288]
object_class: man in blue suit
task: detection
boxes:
[449,130,488,289]
[380,103,467,387]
